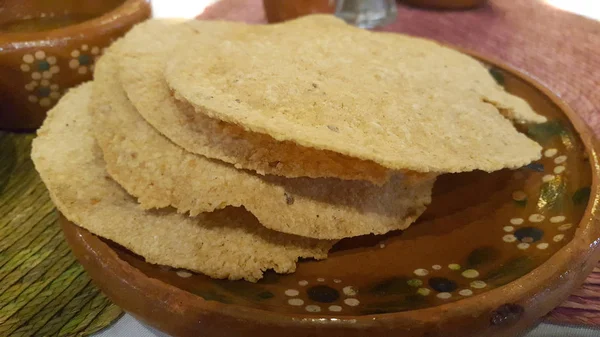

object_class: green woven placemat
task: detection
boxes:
[0,132,123,337]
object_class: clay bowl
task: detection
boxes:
[60,51,600,337]
[0,0,151,131]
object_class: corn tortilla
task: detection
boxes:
[31,83,333,282]
[166,15,544,174]
[117,19,391,185]
[93,46,437,240]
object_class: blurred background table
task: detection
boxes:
[102,0,600,335]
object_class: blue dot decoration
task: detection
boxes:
[514,227,544,243]
[38,87,51,97]
[428,277,457,293]
[78,54,91,65]
[525,163,544,172]
[307,285,339,303]
[37,61,50,71]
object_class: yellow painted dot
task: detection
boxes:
[417,288,431,296]
[285,289,299,297]
[550,216,565,223]
[82,44,89,51]
[344,298,360,306]
[91,46,100,55]
[517,243,530,250]
[69,59,79,69]
[558,223,572,231]
[437,292,452,299]
[510,218,524,225]
[20,64,30,72]
[504,226,514,232]
[448,264,461,271]
[529,214,545,223]
[459,289,473,296]
[47,56,57,64]
[288,298,304,306]
[544,148,557,157]
[554,155,567,164]
[35,50,46,59]
[432,265,442,270]
[343,286,358,296]
[41,79,50,86]
[298,280,308,286]
[50,84,59,90]
[71,50,80,58]
[554,166,565,174]
[333,279,342,283]
[31,72,42,80]
[50,65,60,74]
[414,268,429,276]
[305,304,321,312]
[503,234,517,243]
[39,98,51,107]
[554,234,565,242]
[78,66,88,75]
[23,54,34,63]
[542,174,555,182]
[537,243,549,250]
[328,305,342,312]
[462,269,479,278]
[176,270,192,278]
[470,281,487,289]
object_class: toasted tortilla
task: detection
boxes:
[166,15,544,174]
[92,45,436,240]
[117,19,391,185]
[31,83,333,282]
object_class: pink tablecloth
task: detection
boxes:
[199,0,600,327]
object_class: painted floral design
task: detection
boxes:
[69,44,102,74]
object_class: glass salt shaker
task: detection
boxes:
[334,0,397,29]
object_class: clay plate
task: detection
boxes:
[60,51,600,337]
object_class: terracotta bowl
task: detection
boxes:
[60,51,600,337]
[0,0,151,131]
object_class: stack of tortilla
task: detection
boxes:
[31,16,544,282]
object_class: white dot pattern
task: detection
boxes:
[437,292,452,299]
[414,268,429,276]
[328,305,342,312]
[544,148,557,157]
[459,289,473,296]
[288,298,304,306]
[344,298,360,306]
[554,155,567,164]
[285,289,299,297]
[529,214,545,223]
[305,305,321,312]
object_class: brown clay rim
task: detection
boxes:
[65,46,600,328]
[0,0,150,47]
